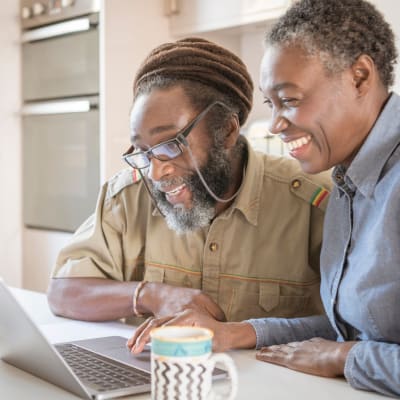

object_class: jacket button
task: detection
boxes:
[291,179,301,189]
[209,242,218,252]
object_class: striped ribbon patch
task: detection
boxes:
[310,187,329,207]
[132,168,141,183]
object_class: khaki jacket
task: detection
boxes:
[52,141,332,321]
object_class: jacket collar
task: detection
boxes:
[336,92,400,198]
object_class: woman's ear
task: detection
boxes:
[224,114,240,149]
[351,54,375,93]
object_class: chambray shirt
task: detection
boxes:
[248,92,400,397]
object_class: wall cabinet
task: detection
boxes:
[22,0,173,292]
[168,0,291,36]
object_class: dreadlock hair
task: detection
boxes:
[132,38,253,152]
[266,0,397,88]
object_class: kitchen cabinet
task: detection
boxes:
[168,0,291,36]
[21,0,174,292]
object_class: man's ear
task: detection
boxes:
[351,54,375,93]
[224,114,240,149]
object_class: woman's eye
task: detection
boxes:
[282,98,299,107]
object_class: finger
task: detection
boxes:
[309,337,325,343]
[256,352,289,368]
[202,294,226,321]
[131,316,172,354]
[256,347,287,365]
[286,341,300,348]
[162,310,195,327]
[127,317,154,349]
[265,344,286,353]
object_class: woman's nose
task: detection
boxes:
[268,112,289,135]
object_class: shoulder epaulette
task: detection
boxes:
[106,168,142,200]
[289,176,330,211]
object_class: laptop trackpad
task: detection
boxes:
[68,336,151,373]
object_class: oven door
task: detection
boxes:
[22,14,99,101]
[22,97,100,232]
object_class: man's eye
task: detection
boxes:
[263,98,273,109]
[132,147,145,155]
[153,142,181,159]
[282,98,299,107]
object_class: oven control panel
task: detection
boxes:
[21,0,100,28]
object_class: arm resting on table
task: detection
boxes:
[246,315,337,349]
[345,341,400,397]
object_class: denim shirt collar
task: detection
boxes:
[333,92,400,198]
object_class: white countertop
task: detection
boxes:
[0,288,384,400]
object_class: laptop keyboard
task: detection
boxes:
[56,343,151,392]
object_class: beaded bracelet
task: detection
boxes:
[133,280,147,317]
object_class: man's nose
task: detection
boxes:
[147,157,174,182]
[268,111,289,135]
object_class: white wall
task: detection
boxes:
[372,0,400,92]
[101,0,173,180]
[0,1,23,287]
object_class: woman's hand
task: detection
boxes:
[126,309,257,354]
[256,337,356,377]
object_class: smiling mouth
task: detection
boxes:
[165,184,186,197]
[285,135,312,151]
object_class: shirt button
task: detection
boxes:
[209,242,218,252]
[335,174,344,182]
[291,179,301,189]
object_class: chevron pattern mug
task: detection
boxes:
[150,326,237,400]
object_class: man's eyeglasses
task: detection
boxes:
[122,100,230,170]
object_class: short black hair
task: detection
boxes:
[266,0,397,88]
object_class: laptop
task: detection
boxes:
[0,281,226,399]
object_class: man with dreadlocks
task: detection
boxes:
[48,38,330,340]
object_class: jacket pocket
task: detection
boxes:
[143,265,165,283]
[222,280,320,321]
[143,263,202,289]
[259,281,321,318]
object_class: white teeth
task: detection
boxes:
[286,135,311,151]
[166,184,186,196]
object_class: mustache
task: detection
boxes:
[150,176,188,191]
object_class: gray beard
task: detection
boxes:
[159,199,216,235]
[150,143,232,234]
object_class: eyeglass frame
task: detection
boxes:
[122,100,231,170]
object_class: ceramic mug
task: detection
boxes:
[150,326,238,400]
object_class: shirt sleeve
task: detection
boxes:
[246,315,337,349]
[344,341,400,397]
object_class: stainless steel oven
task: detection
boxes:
[21,0,100,232]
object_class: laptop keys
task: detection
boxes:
[55,343,151,392]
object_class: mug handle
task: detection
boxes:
[207,353,238,400]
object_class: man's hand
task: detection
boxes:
[127,309,257,354]
[137,282,226,321]
[256,337,356,377]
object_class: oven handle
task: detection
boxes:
[21,96,99,115]
[21,15,98,43]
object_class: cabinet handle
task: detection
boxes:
[21,96,98,115]
[21,15,97,43]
